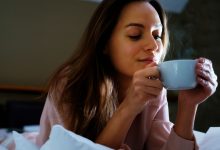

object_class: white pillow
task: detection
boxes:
[13,125,113,150]
[0,145,8,150]
[13,131,39,150]
[41,125,113,150]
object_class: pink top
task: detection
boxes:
[124,89,198,150]
[38,89,199,150]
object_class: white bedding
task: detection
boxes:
[12,125,112,150]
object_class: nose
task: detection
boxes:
[143,36,159,52]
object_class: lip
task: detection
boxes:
[138,56,157,64]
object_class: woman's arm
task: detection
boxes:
[174,97,197,140]
[174,57,218,140]
[95,102,137,149]
[96,63,163,149]
[147,93,197,150]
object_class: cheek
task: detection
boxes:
[109,40,138,75]
[110,43,133,66]
[109,37,136,61]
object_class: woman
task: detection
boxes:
[36,0,218,149]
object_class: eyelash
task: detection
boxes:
[129,35,141,41]
[154,35,162,40]
[129,35,162,41]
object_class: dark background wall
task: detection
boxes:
[0,0,97,87]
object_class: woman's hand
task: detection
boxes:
[179,57,218,105]
[122,62,163,115]
[174,58,218,140]
[96,62,163,149]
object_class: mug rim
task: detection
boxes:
[160,59,196,64]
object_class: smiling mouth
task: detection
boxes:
[138,58,157,64]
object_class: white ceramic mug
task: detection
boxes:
[158,59,197,90]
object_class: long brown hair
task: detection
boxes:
[48,0,169,141]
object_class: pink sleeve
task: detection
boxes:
[162,128,199,150]
[146,94,199,150]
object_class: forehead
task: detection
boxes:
[117,1,161,28]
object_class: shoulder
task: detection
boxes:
[36,96,63,146]
[45,97,63,125]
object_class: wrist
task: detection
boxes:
[117,102,138,120]
[175,98,198,140]
[178,94,199,108]
[177,95,198,117]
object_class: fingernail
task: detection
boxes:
[201,58,205,63]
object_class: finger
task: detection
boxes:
[194,58,217,94]
[197,58,214,74]
[197,69,218,86]
[197,77,215,95]
[197,57,212,67]
[144,66,160,79]
[144,78,163,89]
[140,86,162,96]
[134,66,160,80]
[197,72,218,91]
[196,68,215,85]
[196,59,217,83]
[133,77,163,96]
[134,77,163,89]
[143,79,163,95]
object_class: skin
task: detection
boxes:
[96,1,218,149]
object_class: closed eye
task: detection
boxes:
[129,35,142,41]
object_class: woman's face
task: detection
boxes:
[108,1,164,78]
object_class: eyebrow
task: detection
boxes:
[125,23,163,29]
[125,23,144,28]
